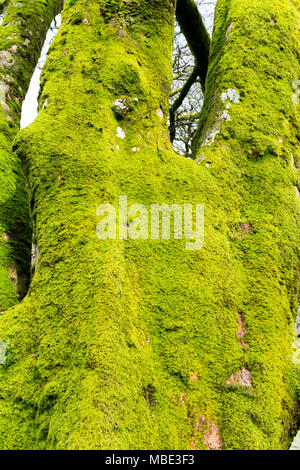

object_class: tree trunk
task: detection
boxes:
[0,0,299,450]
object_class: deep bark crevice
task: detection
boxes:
[0,0,299,451]
[175,0,210,90]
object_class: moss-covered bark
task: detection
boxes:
[0,0,63,309]
[0,0,299,450]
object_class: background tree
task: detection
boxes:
[0,0,299,450]
[170,0,213,156]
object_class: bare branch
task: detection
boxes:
[0,0,9,15]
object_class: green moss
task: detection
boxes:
[192,0,300,449]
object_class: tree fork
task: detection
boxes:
[0,0,64,308]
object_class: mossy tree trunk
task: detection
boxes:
[0,0,299,450]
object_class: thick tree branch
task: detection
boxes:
[169,65,198,142]
[175,0,210,91]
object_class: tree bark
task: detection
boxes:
[0,0,299,450]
